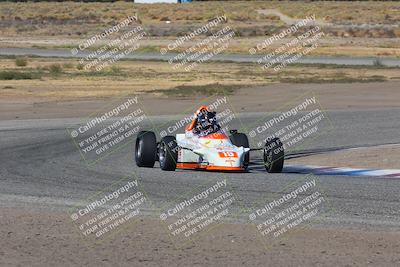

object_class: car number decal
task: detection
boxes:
[218,151,238,158]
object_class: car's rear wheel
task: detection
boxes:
[135,131,157,167]
[229,132,250,169]
[264,137,284,173]
[159,136,178,171]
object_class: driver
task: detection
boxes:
[186,106,221,137]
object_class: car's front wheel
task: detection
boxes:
[159,136,178,171]
[264,137,284,173]
[229,131,250,169]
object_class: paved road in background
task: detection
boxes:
[1,47,400,66]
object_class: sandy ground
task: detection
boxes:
[1,81,400,120]
[288,144,400,170]
[0,207,399,267]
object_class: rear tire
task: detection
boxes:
[159,136,178,171]
[135,131,157,168]
[229,132,250,169]
[264,137,284,173]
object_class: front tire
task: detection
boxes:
[135,131,157,167]
[264,137,284,173]
[229,132,250,169]
[159,136,178,171]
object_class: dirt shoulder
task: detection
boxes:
[1,81,400,120]
[287,144,400,170]
[288,144,400,170]
[0,207,399,267]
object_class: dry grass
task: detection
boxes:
[0,57,398,101]
[1,1,399,25]
[1,1,399,59]
[1,1,399,37]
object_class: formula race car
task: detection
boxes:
[135,105,284,172]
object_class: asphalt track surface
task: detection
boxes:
[1,109,400,231]
[1,47,400,66]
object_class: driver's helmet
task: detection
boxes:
[193,107,221,137]
[197,108,216,129]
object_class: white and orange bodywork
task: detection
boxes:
[176,106,250,171]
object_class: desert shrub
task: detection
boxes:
[62,62,73,69]
[0,71,40,80]
[49,64,62,75]
[109,65,121,74]
[15,57,27,67]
